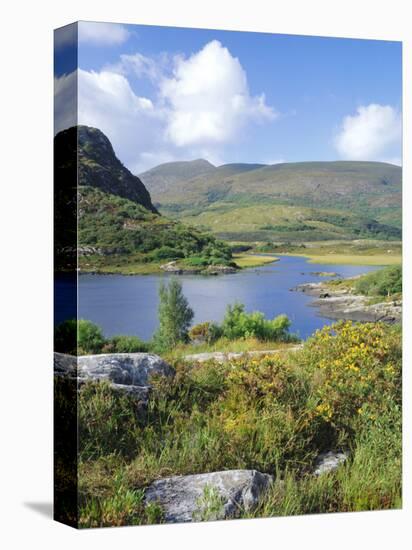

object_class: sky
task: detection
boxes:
[54,21,402,173]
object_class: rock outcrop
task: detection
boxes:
[54,352,174,404]
[145,469,273,523]
[184,345,302,364]
[313,451,348,476]
[293,281,402,324]
[77,353,174,385]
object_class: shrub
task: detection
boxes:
[221,303,292,341]
[78,319,105,354]
[188,322,223,343]
[103,335,149,353]
[354,265,402,297]
[298,321,401,430]
[148,246,184,261]
[183,256,209,267]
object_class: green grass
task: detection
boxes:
[176,203,401,244]
[155,161,401,227]
[265,239,402,266]
[79,256,165,275]
[285,253,402,266]
[76,321,402,527]
[233,253,279,268]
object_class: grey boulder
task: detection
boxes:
[145,469,273,523]
[54,352,174,404]
[313,451,348,476]
[77,352,174,386]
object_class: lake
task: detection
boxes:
[55,255,380,340]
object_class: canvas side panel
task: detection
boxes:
[53,22,79,529]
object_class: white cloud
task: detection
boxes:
[335,104,401,161]
[77,69,164,171]
[160,40,276,147]
[54,41,277,172]
[78,21,130,45]
[107,52,167,82]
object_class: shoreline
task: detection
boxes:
[292,279,402,324]
[78,253,280,276]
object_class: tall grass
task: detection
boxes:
[78,321,401,527]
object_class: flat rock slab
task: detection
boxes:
[77,353,174,386]
[145,469,273,523]
[184,346,302,364]
[314,451,348,476]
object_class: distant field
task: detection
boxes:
[299,240,401,265]
[233,239,402,266]
[282,253,402,266]
[233,253,279,268]
[177,202,401,243]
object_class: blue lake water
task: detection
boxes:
[55,255,380,341]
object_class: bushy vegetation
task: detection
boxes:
[78,186,233,272]
[221,303,292,341]
[354,265,402,297]
[188,303,295,345]
[176,201,401,244]
[188,321,222,344]
[78,319,105,355]
[55,319,148,355]
[78,321,401,526]
[102,335,149,354]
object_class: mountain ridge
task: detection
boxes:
[144,159,401,229]
[76,125,158,213]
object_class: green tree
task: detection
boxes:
[78,319,105,354]
[153,278,194,351]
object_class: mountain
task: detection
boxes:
[77,126,157,213]
[54,125,233,273]
[139,159,216,195]
[149,160,401,214]
[144,160,401,241]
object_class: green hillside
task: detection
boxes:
[78,187,233,273]
[179,203,401,242]
[55,126,234,274]
[146,160,401,235]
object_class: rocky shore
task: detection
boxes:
[293,280,401,324]
[160,260,237,275]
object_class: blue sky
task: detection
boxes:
[55,21,402,172]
